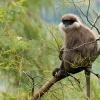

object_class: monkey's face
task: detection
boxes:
[59,14,81,33]
[62,18,76,27]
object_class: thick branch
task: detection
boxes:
[30,77,58,100]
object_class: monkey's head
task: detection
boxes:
[59,14,81,33]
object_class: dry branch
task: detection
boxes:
[30,77,58,100]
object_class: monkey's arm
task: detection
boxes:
[59,47,64,60]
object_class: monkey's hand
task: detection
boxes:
[52,68,60,76]
[59,47,64,60]
[52,68,66,80]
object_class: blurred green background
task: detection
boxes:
[0,0,100,100]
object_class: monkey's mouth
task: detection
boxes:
[64,23,72,27]
[64,25,68,27]
[63,23,69,27]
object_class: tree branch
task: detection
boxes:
[30,77,58,100]
[91,14,100,29]
[64,37,100,52]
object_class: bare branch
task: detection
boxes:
[86,0,91,22]
[23,71,35,94]
[64,37,100,52]
[30,77,58,100]
[68,0,89,26]
[68,0,100,34]
[91,14,100,29]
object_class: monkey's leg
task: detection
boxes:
[85,67,91,100]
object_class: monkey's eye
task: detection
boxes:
[62,20,74,26]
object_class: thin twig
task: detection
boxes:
[47,28,60,51]
[69,0,89,26]
[91,14,100,29]
[23,71,35,95]
[86,0,90,22]
[64,37,100,52]
[68,0,100,34]
[87,69,100,79]
[0,24,7,38]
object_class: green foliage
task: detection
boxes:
[0,0,61,99]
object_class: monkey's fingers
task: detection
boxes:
[59,54,63,60]
[52,68,60,76]
[59,47,64,60]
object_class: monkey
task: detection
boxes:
[52,14,98,80]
